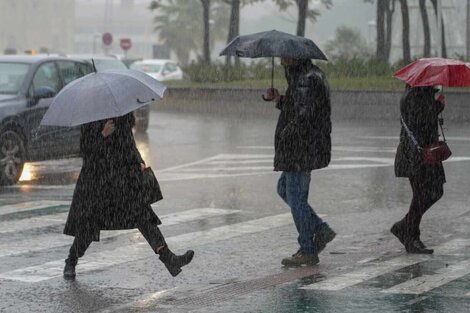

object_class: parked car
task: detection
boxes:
[130,59,184,81]
[0,55,94,185]
[68,55,150,133]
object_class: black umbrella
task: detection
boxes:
[220,30,327,89]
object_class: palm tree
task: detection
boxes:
[399,0,411,63]
[149,0,229,65]
[274,0,333,37]
[419,0,431,57]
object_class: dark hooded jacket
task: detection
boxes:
[64,113,161,241]
[394,86,446,183]
[274,60,331,172]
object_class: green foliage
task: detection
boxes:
[149,0,229,65]
[325,26,372,61]
[318,57,392,78]
[182,59,285,83]
[183,56,394,83]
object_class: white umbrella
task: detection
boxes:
[40,69,166,127]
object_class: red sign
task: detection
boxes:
[102,32,113,46]
[120,38,132,51]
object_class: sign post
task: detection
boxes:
[102,32,113,55]
[120,38,132,59]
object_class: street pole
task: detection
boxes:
[467,0,470,59]
[436,0,442,57]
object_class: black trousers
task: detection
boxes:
[66,220,166,265]
[402,176,444,241]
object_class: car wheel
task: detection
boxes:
[0,130,25,185]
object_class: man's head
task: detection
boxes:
[280,57,296,67]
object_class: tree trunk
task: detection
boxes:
[376,0,387,61]
[430,0,447,57]
[296,0,308,37]
[419,0,431,57]
[399,0,411,63]
[384,0,396,60]
[226,0,240,66]
[201,0,211,64]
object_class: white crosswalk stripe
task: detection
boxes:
[382,258,470,295]
[0,208,240,257]
[0,201,70,216]
[301,239,470,293]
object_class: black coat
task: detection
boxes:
[394,87,446,183]
[274,62,331,172]
[64,113,161,241]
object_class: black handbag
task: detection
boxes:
[141,167,163,204]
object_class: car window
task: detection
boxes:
[0,62,30,94]
[57,61,85,86]
[164,63,177,73]
[93,59,128,71]
[32,62,60,94]
[77,62,94,76]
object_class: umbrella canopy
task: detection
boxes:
[41,69,166,127]
[393,57,470,87]
[220,30,327,60]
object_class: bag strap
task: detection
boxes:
[400,116,423,152]
[438,113,447,142]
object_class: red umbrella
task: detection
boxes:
[393,57,470,87]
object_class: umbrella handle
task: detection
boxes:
[262,95,272,102]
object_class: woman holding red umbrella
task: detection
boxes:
[391,57,469,254]
[391,84,446,254]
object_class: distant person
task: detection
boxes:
[264,58,336,266]
[63,113,194,279]
[391,85,447,254]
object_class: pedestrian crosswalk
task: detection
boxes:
[0,199,469,301]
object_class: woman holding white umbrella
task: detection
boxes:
[40,67,194,279]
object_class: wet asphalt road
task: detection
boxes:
[0,110,469,313]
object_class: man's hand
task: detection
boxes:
[263,88,280,102]
[101,120,115,138]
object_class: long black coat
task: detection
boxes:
[394,87,446,183]
[64,113,161,241]
[274,61,331,172]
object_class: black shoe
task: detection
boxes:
[281,251,319,267]
[390,221,406,246]
[159,247,194,277]
[63,260,76,280]
[314,223,336,254]
[405,239,434,254]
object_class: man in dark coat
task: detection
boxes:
[392,85,446,254]
[63,113,194,279]
[265,58,336,266]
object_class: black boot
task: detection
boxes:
[390,220,406,246]
[63,258,76,280]
[406,239,434,254]
[158,247,194,277]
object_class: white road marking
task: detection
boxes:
[0,208,241,257]
[358,135,470,142]
[382,258,470,295]
[0,213,294,282]
[301,239,470,291]
[0,201,70,216]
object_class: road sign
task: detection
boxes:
[102,32,113,46]
[120,38,132,51]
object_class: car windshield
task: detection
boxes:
[93,59,128,71]
[0,63,30,94]
[131,63,162,73]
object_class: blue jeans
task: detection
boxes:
[277,171,324,255]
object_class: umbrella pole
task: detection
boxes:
[271,57,274,89]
